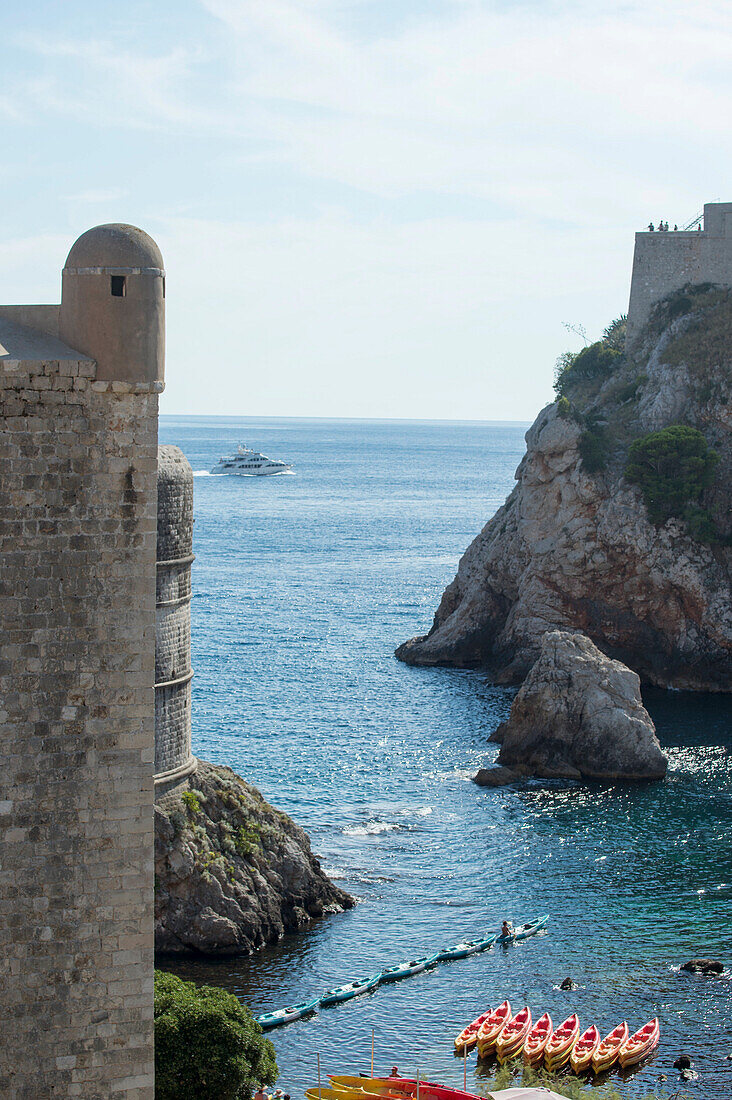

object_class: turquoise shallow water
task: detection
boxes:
[159,416,732,1098]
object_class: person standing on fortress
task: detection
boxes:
[648,222,655,231]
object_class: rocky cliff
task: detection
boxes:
[155,761,353,956]
[397,287,732,691]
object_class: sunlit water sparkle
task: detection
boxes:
[160,417,732,1098]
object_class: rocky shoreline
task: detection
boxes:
[155,761,353,956]
[396,290,732,692]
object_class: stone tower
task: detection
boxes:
[155,446,197,797]
[626,201,732,344]
[0,224,162,1099]
[59,223,165,383]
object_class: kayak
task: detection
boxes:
[618,1018,659,1068]
[592,1021,629,1073]
[385,1083,482,1100]
[381,954,439,983]
[544,1013,580,1071]
[496,1006,532,1063]
[329,1079,398,1092]
[255,996,319,1029]
[569,1024,601,1074]
[307,1089,367,1100]
[435,934,496,961]
[321,973,381,1006]
[496,915,549,944]
[523,1012,552,1066]
[454,1010,493,1053]
[476,1000,511,1058]
[341,1078,482,1100]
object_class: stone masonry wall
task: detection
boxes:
[0,352,159,1099]
[154,446,195,792]
[626,203,732,343]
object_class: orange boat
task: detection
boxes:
[496,1006,531,1063]
[454,1010,492,1053]
[592,1021,629,1073]
[523,1012,552,1066]
[476,1000,511,1058]
[618,1018,659,1068]
[569,1024,600,1074]
[544,1013,580,1071]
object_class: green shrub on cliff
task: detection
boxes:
[554,329,625,398]
[154,971,277,1100]
[625,425,719,536]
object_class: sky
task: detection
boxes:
[1,0,731,420]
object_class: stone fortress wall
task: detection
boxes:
[0,225,163,1100]
[626,201,732,344]
[154,446,197,796]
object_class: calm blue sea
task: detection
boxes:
[159,416,732,1098]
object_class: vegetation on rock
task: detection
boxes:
[154,970,277,1100]
[553,318,626,399]
[155,761,354,955]
[625,425,719,537]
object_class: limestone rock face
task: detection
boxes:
[491,631,668,780]
[396,293,732,691]
[155,761,353,955]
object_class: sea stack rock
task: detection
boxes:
[487,631,668,781]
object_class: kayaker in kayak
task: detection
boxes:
[501,920,513,937]
[390,1067,399,1077]
[254,1086,268,1100]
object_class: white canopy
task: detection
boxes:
[490,1089,570,1100]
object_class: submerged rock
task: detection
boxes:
[490,631,668,781]
[155,760,354,956]
[474,765,522,787]
[396,289,732,692]
[673,1055,692,1069]
[560,976,578,990]
[681,958,724,975]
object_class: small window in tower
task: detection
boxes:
[111,275,126,297]
[162,277,166,298]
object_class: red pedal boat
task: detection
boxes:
[496,1006,531,1063]
[569,1024,600,1074]
[454,1010,492,1053]
[476,1000,511,1058]
[618,1018,659,1067]
[544,1013,580,1070]
[523,1012,553,1066]
[592,1021,629,1073]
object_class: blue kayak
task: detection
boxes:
[321,972,382,1006]
[436,933,497,961]
[496,914,549,944]
[256,997,320,1030]
[380,953,439,982]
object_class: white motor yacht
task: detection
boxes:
[210,443,293,476]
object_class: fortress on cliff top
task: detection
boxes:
[626,201,732,342]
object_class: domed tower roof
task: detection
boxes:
[64,224,164,273]
[59,223,165,383]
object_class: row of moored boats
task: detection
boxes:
[256,917,548,1030]
[454,1002,660,1073]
